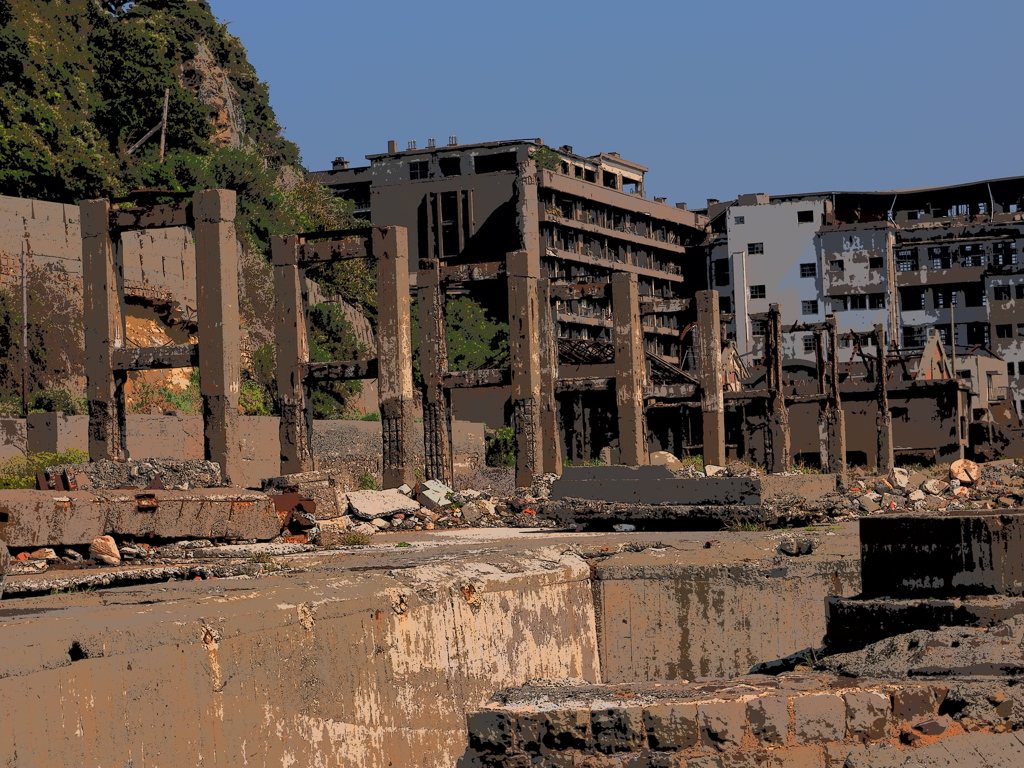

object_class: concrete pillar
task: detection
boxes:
[272,234,313,474]
[814,329,828,471]
[537,276,562,475]
[81,199,126,461]
[875,324,894,474]
[507,250,543,487]
[418,258,453,486]
[193,190,242,486]
[374,226,416,489]
[825,315,848,487]
[696,290,725,467]
[612,272,648,466]
[765,303,790,473]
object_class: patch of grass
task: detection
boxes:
[395,542,411,548]
[680,454,705,472]
[248,551,275,564]
[359,411,381,422]
[356,472,381,491]
[0,448,89,489]
[339,531,373,546]
[789,462,821,474]
[724,519,769,532]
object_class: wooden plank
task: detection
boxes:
[112,344,199,372]
[306,359,378,382]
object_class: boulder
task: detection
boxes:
[649,451,683,470]
[704,464,726,477]
[778,536,816,556]
[89,535,121,566]
[461,498,495,524]
[347,489,421,520]
[950,459,982,486]
[887,467,911,490]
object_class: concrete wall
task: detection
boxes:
[0,548,599,768]
[594,544,861,682]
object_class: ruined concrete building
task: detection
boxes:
[707,177,1024,422]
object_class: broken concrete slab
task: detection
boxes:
[0,489,281,547]
[346,489,421,520]
[262,469,348,519]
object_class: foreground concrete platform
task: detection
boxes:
[0,488,281,546]
[0,526,860,768]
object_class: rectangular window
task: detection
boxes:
[900,287,926,311]
[964,284,986,307]
[896,248,918,272]
[750,318,766,336]
[719,296,732,313]
[734,215,745,225]
[474,152,517,174]
[748,242,764,255]
[908,211,921,220]
[995,286,1012,301]
[934,288,957,308]
[800,263,817,278]
[997,324,1013,339]
[830,297,848,312]
[903,326,926,347]
[797,210,815,223]
[993,242,1019,266]
[801,300,819,315]
[713,259,730,287]
[839,337,852,348]
[750,285,766,299]
[957,369,972,379]
[869,256,884,269]
[1018,323,1024,337]
[930,247,952,270]
[803,335,815,353]
[849,295,867,310]
[409,161,430,180]
[1009,362,1016,377]
[829,260,844,273]
[438,157,461,177]
[869,293,886,309]
[1017,285,1024,300]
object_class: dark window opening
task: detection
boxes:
[719,296,732,313]
[963,284,986,307]
[750,285,766,299]
[803,335,815,353]
[849,295,867,310]
[903,326,926,347]
[900,288,926,311]
[1016,285,1024,300]
[750,318,766,336]
[622,179,640,195]
[409,161,429,180]
[68,642,88,662]
[474,152,517,174]
[748,242,764,255]
[713,259,730,287]
[438,157,461,177]
[797,209,815,223]
[1009,362,1016,376]
[934,288,957,308]
[801,300,819,315]
[869,293,886,309]
[603,171,618,189]
[560,161,570,175]
[829,260,844,273]
[584,169,596,183]
[734,215,745,225]
[994,286,1012,301]
[966,324,990,346]
[574,166,584,179]
[800,263,817,278]
[997,324,1013,339]
[869,256,884,269]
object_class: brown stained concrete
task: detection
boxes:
[0,527,860,767]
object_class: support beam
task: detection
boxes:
[825,314,848,487]
[194,190,242,486]
[81,199,126,461]
[765,303,791,473]
[875,323,894,474]
[418,258,453,485]
[612,272,648,466]
[306,360,378,382]
[374,226,416,489]
[273,235,312,474]
[537,276,562,475]
[696,290,725,467]
[112,344,198,372]
[507,250,543,487]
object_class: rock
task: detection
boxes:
[424,522,435,530]
[998,496,1017,507]
[347,489,421,520]
[649,451,683,470]
[859,495,881,513]
[396,484,414,497]
[887,468,911,490]
[89,535,121,566]
[704,464,726,477]
[461,499,495,524]
[908,489,926,502]
[874,478,894,495]
[612,524,637,532]
[950,459,982,486]
[417,487,451,510]
[529,473,558,500]
[28,548,59,562]
[922,478,949,495]
[778,537,816,556]
[906,472,927,492]
[913,715,953,736]
[370,518,390,530]
[63,548,83,562]
[351,523,377,537]
[0,538,8,597]
[952,486,971,499]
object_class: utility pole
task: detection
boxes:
[158,87,169,163]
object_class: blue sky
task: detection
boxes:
[210,0,1023,209]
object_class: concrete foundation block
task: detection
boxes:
[592,707,646,754]
[843,691,890,741]
[644,702,699,750]
[539,708,590,750]
[747,695,789,745]
[467,710,516,754]
[792,693,846,743]
[892,687,944,723]
[698,700,747,750]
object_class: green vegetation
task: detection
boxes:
[308,303,369,419]
[28,389,86,415]
[359,411,381,422]
[338,531,373,546]
[356,472,381,491]
[486,426,516,468]
[0,448,88,489]
[129,367,201,415]
[395,542,411,548]
[533,146,563,172]
[724,519,769,532]
[680,454,705,472]
[789,462,822,475]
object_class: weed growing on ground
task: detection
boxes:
[339,531,373,546]
[357,472,381,491]
[725,519,769,532]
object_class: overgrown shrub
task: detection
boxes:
[0,448,88,489]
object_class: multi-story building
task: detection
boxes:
[311,138,710,367]
[706,177,1024,416]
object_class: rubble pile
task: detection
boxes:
[43,459,225,490]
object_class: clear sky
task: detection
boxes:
[208,0,1023,209]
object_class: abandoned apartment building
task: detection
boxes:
[312,139,1024,465]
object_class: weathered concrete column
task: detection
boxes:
[825,315,848,487]
[537,276,562,475]
[874,323,894,474]
[765,303,790,473]
[612,272,648,466]
[418,258,453,486]
[272,234,313,474]
[695,290,725,467]
[81,199,126,461]
[193,190,242,486]
[814,328,828,470]
[374,226,416,489]
[507,250,543,487]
